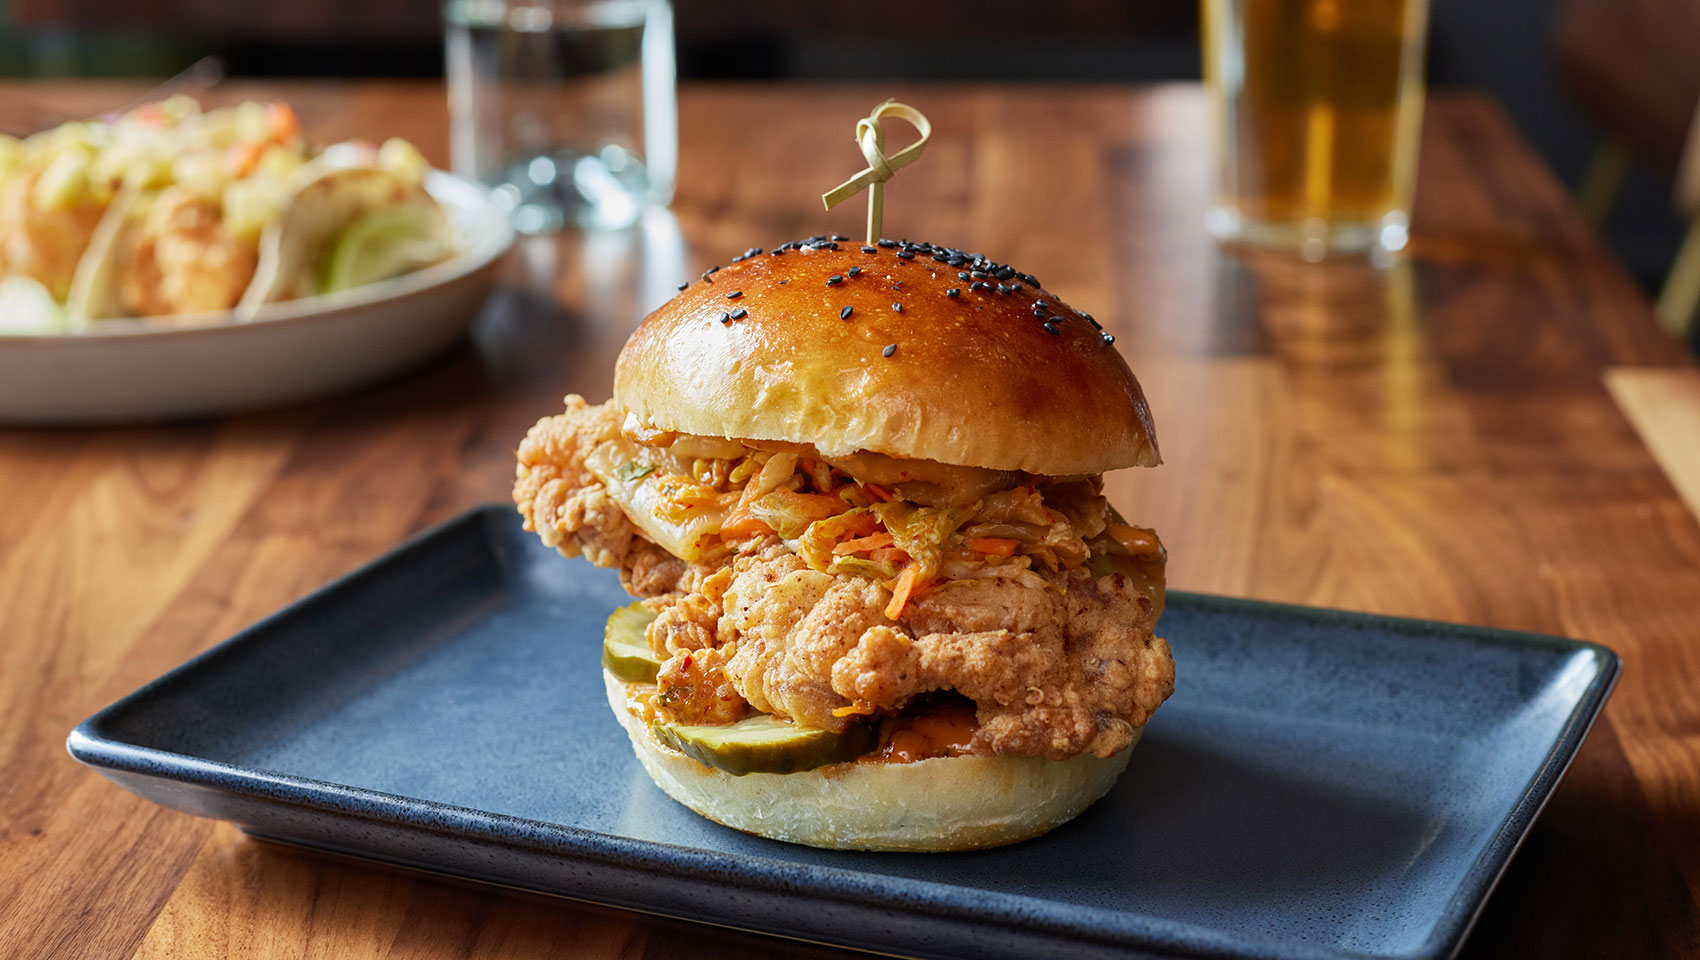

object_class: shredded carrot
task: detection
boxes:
[968,537,1019,557]
[268,102,300,142]
[719,510,773,540]
[862,483,892,502]
[832,701,876,718]
[225,141,264,176]
[885,564,924,620]
[833,531,895,555]
[869,546,909,565]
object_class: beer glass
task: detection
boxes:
[1202,0,1430,259]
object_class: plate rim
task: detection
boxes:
[65,504,1623,960]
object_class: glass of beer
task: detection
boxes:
[1202,0,1430,259]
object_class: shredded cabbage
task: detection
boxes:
[749,488,843,539]
[830,555,901,580]
[974,487,1052,526]
[795,508,876,571]
[871,501,975,579]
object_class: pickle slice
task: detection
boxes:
[652,713,879,776]
[602,602,662,682]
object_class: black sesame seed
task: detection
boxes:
[726,290,742,299]
[730,307,748,320]
[827,275,844,286]
[1102,332,1115,344]
[882,343,897,357]
[958,272,970,281]
[892,302,903,312]
[1033,300,1049,310]
[971,270,988,279]
[1087,316,1102,329]
[1049,315,1064,325]
[1012,284,1023,293]
[1044,323,1059,335]
[862,245,877,254]
[877,239,897,248]
[971,281,990,292]
[677,282,688,291]
[997,284,1012,295]
[831,234,849,242]
[896,251,916,260]
[848,266,862,277]
[947,288,961,297]
[841,305,854,319]
[995,267,1015,280]
[770,248,785,255]
[720,312,732,324]
[705,265,719,274]
[932,252,950,262]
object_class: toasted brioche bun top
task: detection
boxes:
[613,238,1159,475]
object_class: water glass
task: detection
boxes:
[445,0,676,233]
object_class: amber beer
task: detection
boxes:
[1203,0,1430,257]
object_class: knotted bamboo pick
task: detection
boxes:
[821,101,932,244]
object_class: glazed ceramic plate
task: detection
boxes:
[68,505,1617,960]
[0,171,512,424]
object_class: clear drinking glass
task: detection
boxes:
[1202,0,1430,259]
[445,0,676,234]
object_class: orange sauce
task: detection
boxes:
[871,700,978,763]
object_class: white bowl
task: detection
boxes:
[0,171,514,425]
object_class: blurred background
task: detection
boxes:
[5,0,1697,321]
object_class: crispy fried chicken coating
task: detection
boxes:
[514,397,1174,761]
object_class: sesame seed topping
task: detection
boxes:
[892,302,903,312]
[862,245,877,254]
[1048,316,1064,325]
[882,343,897,357]
[720,312,732,324]
[958,272,970,281]
[677,282,688,291]
[1044,323,1059,335]
[971,281,990,292]
[841,305,853,319]
[726,290,742,299]
[997,284,1012,295]
[848,266,862,277]
[896,251,916,260]
[1101,332,1115,344]
[730,307,748,320]
[947,288,960,297]
[877,239,897,248]
[831,234,849,242]
[827,275,844,286]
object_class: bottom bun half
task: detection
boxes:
[603,669,1137,852]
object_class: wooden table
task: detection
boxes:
[4,81,1699,960]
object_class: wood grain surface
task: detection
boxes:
[2,81,1698,960]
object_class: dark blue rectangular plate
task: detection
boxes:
[69,505,1617,960]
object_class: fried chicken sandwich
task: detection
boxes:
[514,236,1172,851]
